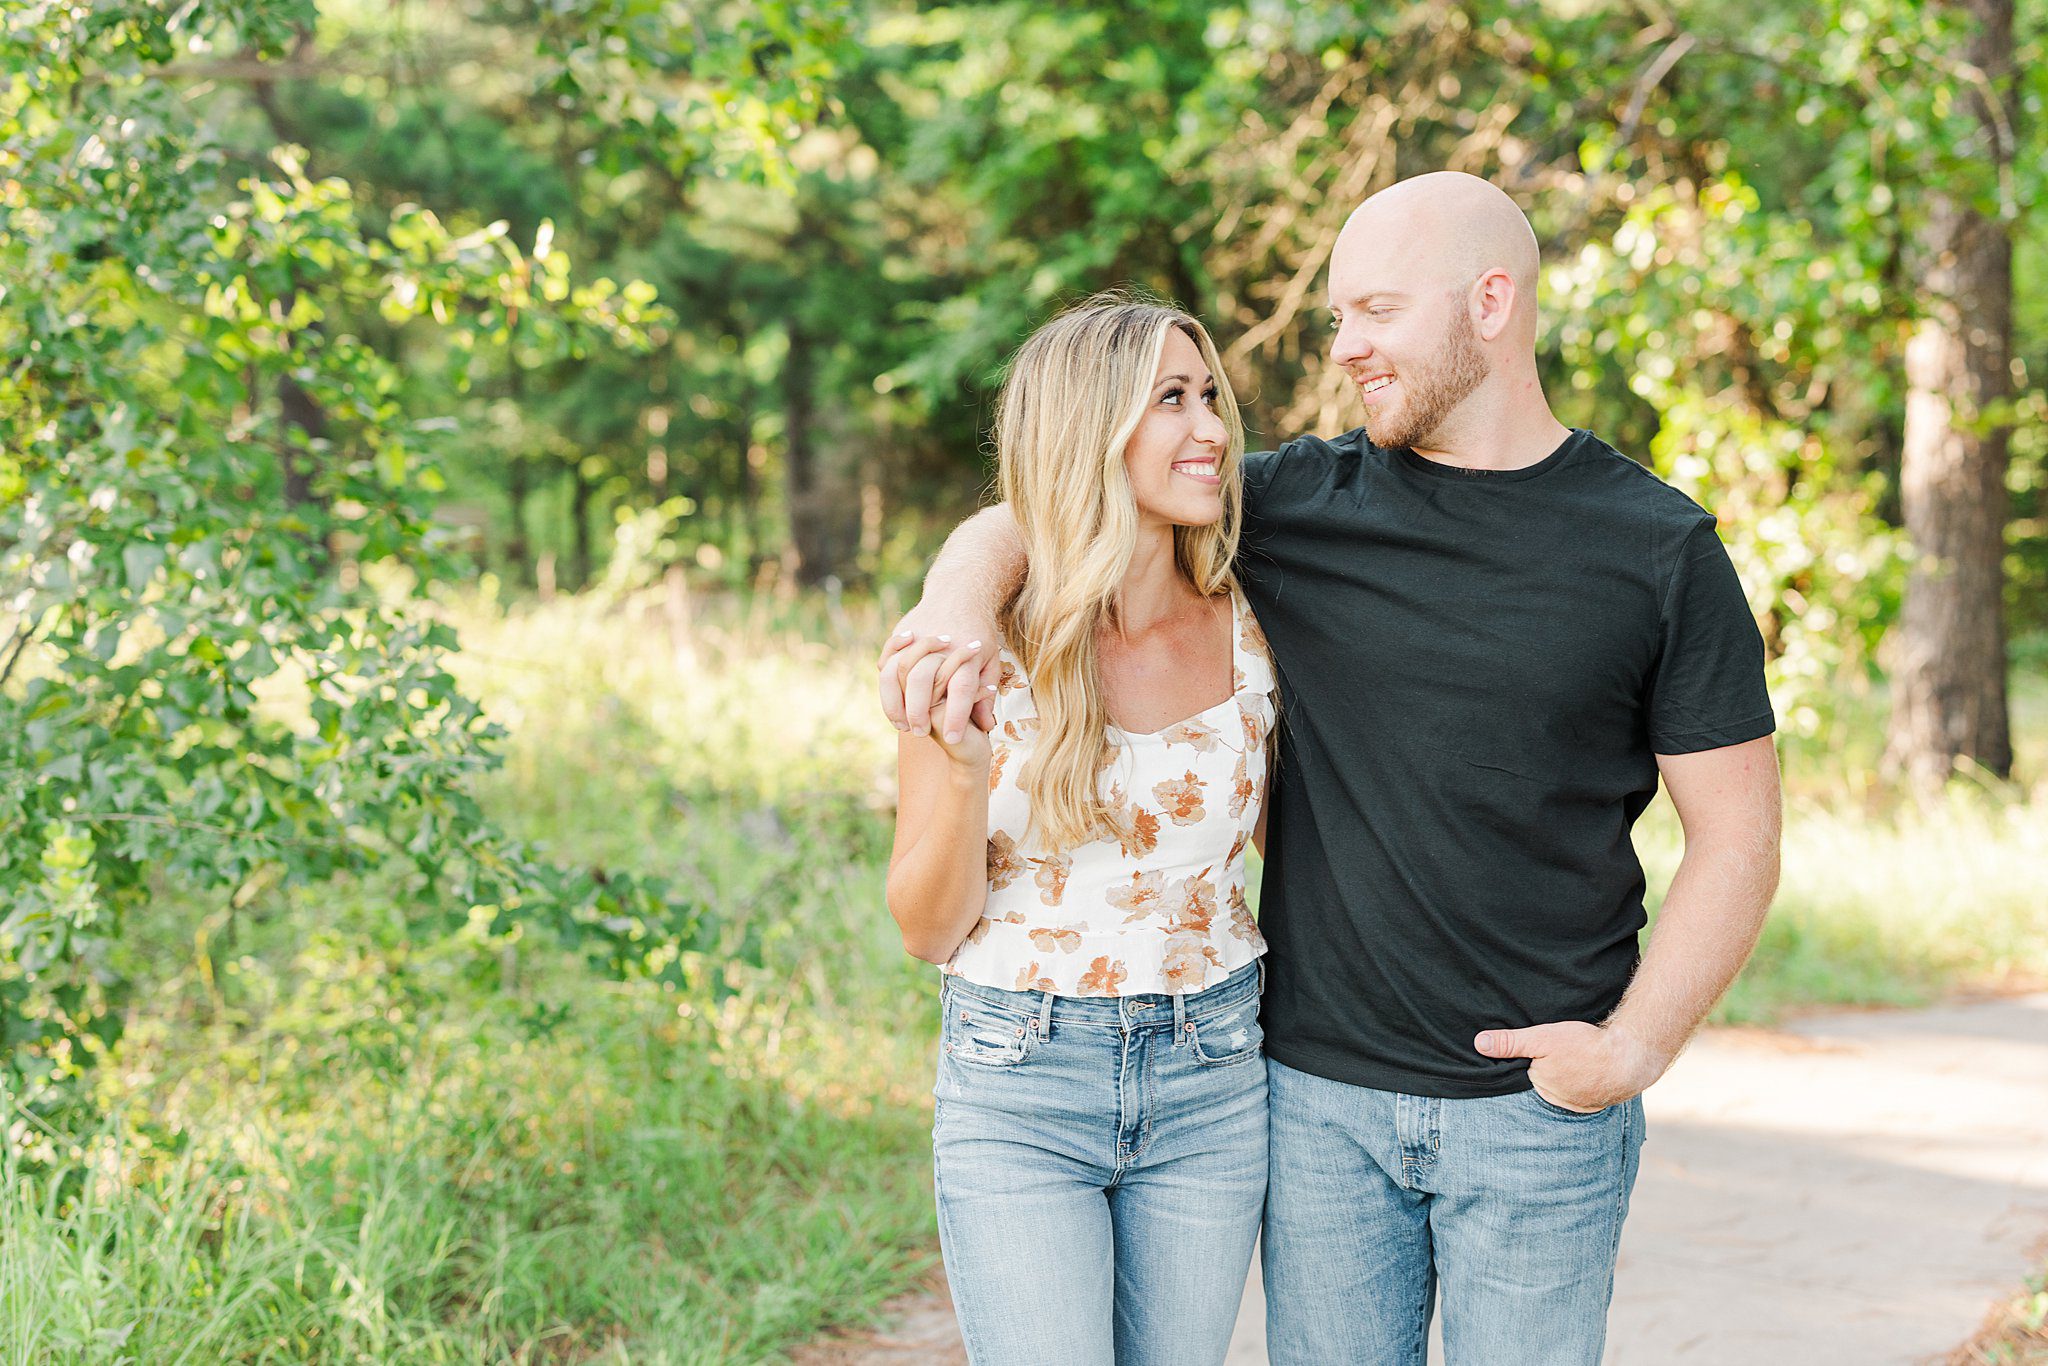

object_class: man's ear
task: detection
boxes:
[1471,268,1516,343]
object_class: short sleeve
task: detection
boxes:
[1241,447,1282,516]
[1647,518,1777,754]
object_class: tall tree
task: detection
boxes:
[1885,0,2020,792]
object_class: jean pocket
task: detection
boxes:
[1526,1086,1609,1120]
[1188,997,1264,1066]
[942,991,1038,1069]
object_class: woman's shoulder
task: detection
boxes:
[991,644,1038,728]
[1230,587,1277,699]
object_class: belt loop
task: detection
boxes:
[1257,957,1267,996]
[1037,988,1054,1040]
[1172,988,1188,1044]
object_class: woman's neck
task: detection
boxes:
[1110,524,1201,637]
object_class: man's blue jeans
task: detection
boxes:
[1263,1057,1645,1365]
[931,960,1268,1366]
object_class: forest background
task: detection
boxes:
[3,0,2046,1361]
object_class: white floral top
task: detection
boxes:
[942,588,1276,997]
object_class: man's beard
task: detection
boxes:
[1363,318,1488,451]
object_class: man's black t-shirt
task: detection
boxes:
[1238,426,1774,1098]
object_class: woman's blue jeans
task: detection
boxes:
[931,959,1267,1366]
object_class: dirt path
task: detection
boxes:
[795,993,2048,1364]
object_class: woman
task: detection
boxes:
[885,295,1277,1365]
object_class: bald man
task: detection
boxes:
[880,171,1782,1365]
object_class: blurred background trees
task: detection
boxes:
[53,0,2029,774]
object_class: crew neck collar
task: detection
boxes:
[1391,429,1586,484]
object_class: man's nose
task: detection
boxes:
[1331,321,1371,367]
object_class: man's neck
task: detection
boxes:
[1409,381,1572,472]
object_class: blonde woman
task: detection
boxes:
[884,296,1276,1366]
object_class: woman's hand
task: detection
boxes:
[879,613,1002,742]
[926,711,993,773]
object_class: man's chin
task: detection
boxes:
[1362,414,1411,449]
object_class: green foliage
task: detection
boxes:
[0,0,754,1120]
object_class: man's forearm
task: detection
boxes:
[1606,833,1781,1064]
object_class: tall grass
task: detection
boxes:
[2,583,2042,1361]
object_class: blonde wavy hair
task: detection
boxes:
[995,293,1246,853]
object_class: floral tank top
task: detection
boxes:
[942,588,1276,997]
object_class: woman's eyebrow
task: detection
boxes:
[1153,372,1214,388]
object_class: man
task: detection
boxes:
[879,171,1781,1365]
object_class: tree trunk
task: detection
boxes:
[1884,0,2016,795]
[278,364,332,571]
[570,463,595,591]
[505,455,531,586]
[782,322,832,587]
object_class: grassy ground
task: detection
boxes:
[2,584,2044,1362]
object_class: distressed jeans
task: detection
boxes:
[931,959,1267,1366]
[1262,1057,1645,1365]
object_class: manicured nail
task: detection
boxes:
[965,640,981,650]
[985,684,997,692]
[894,629,912,638]
[936,635,950,643]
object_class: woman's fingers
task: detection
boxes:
[880,632,1000,735]
[937,646,995,743]
[878,629,919,728]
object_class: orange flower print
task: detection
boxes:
[1161,718,1221,752]
[988,744,1009,792]
[1166,870,1216,935]
[1227,885,1263,946]
[1029,923,1085,954]
[1106,869,1169,922]
[1154,770,1207,826]
[1077,955,1128,997]
[1233,662,1247,693]
[1118,806,1161,857]
[1228,830,1248,865]
[1001,718,1039,741]
[965,916,995,946]
[1015,961,1057,992]
[1102,785,1160,856]
[1031,851,1071,906]
[987,830,1026,890]
[1228,752,1256,819]
[997,658,1026,696]
[1160,932,1224,992]
[1238,697,1266,749]
[1242,609,1271,660]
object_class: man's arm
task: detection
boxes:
[1473,735,1782,1111]
[879,505,1026,743]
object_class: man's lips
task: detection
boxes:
[1356,374,1396,403]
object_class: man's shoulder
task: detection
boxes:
[1243,426,1373,497]
[1566,432,1715,530]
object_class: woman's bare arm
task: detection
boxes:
[886,726,994,963]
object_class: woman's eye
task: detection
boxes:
[1161,389,1183,406]
[1202,388,1219,407]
